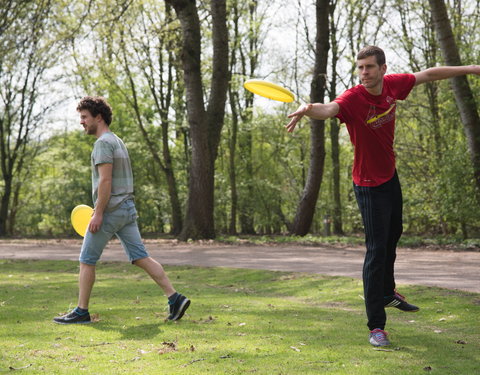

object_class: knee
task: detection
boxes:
[132,256,150,265]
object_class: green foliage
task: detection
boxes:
[14,131,92,236]
[396,76,480,238]
[1,260,479,374]
[3,0,480,239]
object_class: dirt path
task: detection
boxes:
[0,239,478,293]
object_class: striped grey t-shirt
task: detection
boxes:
[91,132,134,212]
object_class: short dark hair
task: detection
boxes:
[357,46,386,66]
[76,96,113,125]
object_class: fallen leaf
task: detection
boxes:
[290,346,300,352]
[181,358,205,368]
[161,341,177,348]
[423,366,432,371]
[8,364,32,370]
[80,342,112,348]
[90,313,101,323]
[158,341,177,355]
[455,340,467,345]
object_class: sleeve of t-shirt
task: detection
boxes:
[333,88,356,124]
[92,139,114,165]
[385,73,416,100]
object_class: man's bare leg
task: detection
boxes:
[78,263,96,309]
[133,257,176,297]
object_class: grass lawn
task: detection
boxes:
[0,259,479,374]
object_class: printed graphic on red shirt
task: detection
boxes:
[365,96,396,129]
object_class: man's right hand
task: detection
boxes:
[88,211,103,233]
[285,103,313,133]
[286,102,341,131]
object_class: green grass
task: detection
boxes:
[1,260,479,374]
[216,234,480,250]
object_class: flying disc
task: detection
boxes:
[243,79,295,103]
[71,205,93,237]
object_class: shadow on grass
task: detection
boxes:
[86,321,165,340]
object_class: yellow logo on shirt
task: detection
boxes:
[366,103,396,125]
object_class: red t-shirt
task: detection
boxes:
[334,74,416,186]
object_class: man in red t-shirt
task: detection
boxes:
[286,46,480,347]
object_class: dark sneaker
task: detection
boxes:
[385,290,420,312]
[53,310,91,324]
[168,294,190,321]
[369,328,390,347]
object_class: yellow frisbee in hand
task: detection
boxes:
[243,79,295,103]
[71,205,93,237]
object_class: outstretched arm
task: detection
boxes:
[285,102,340,133]
[414,65,480,86]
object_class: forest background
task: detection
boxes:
[1,0,479,241]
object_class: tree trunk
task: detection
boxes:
[428,0,480,193]
[227,0,241,235]
[290,0,330,236]
[328,1,343,235]
[235,1,260,235]
[167,0,229,240]
[227,83,239,234]
[0,177,12,236]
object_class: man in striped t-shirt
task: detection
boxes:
[54,96,190,325]
[90,131,134,213]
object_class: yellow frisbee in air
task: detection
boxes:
[71,204,94,237]
[243,79,295,103]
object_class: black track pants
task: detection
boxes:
[354,171,403,330]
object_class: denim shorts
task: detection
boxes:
[79,199,149,265]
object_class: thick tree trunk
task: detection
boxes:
[167,0,229,240]
[290,0,330,236]
[428,0,480,192]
